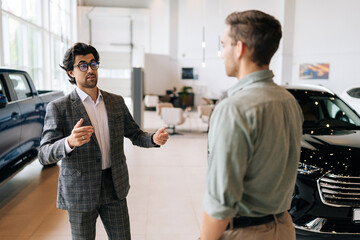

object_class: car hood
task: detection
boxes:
[301,129,360,175]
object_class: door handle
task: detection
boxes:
[35,103,44,112]
[11,112,20,120]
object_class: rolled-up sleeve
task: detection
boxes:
[203,101,253,219]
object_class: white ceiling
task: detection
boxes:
[78,0,151,8]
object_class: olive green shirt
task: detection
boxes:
[203,70,303,219]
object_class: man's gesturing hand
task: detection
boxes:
[67,118,94,148]
[153,127,169,146]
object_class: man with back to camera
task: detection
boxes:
[200,10,303,240]
[38,42,169,240]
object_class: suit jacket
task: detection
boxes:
[38,89,156,211]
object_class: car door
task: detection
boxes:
[8,73,43,155]
[0,75,22,170]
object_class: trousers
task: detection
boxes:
[219,211,295,240]
[68,168,131,240]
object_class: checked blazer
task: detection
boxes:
[38,89,157,212]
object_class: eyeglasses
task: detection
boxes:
[73,62,100,72]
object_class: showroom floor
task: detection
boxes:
[0,110,208,240]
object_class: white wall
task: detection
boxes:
[77,6,149,67]
[149,0,360,99]
[291,0,360,95]
[174,0,286,99]
[77,6,150,98]
[149,0,170,55]
[78,0,360,104]
[144,54,177,95]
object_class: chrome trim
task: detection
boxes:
[294,224,360,235]
[317,173,360,207]
[327,173,360,179]
[323,195,360,201]
[321,177,360,185]
[8,96,33,104]
[320,182,360,191]
[305,218,327,231]
[322,189,360,196]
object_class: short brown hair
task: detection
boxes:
[60,42,100,85]
[225,10,282,66]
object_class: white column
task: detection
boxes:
[280,0,296,85]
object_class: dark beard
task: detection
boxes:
[82,74,97,88]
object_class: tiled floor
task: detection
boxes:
[0,111,208,240]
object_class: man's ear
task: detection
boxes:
[68,70,74,78]
[235,41,244,59]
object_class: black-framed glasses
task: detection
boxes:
[73,62,100,72]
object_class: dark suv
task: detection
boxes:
[286,85,360,239]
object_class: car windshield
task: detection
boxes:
[288,89,360,129]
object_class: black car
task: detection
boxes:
[287,85,360,239]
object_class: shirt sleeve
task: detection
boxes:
[64,136,75,154]
[203,101,253,219]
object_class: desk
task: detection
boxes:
[210,98,218,104]
[161,93,194,109]
[178,92,194,108]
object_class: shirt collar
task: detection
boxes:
[75,87,103,103]
[227,70,274,97]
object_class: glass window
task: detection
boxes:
[347,88,360,98]
[3,15,43,88]
[27,26,43,88]
[304,96,360,126]
[2,0,76,94]
[2,0,22,16]
[9,74,32,100]
[324,98,357,125]
[50,1,61,35]
[8,17,24,67]
[24,0,41,25]
[99,69,131,79]
[2,0,41,25]
[51,36,68,93]
[0,77,11,101]
[51,0,60,7]
[0,79,4,95]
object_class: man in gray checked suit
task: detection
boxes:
[38,42,169,240]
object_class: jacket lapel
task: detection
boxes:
[101,90,115,157]
[101,90,114,130]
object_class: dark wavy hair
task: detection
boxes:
[60,42,100,85]
[225,10,282,66]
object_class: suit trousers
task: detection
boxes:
[219,211,295,240]
[68,168,131,240]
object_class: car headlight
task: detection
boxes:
[298,162,321,175]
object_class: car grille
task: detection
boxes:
[318,173,360,207]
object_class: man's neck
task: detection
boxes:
[237,61,269,80]
[79,86,99,103]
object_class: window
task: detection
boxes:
[9,74,32,100]
[0,79,7,105]
[2,0,41,25]
[1,0,75,94]
[0,76,11,101]
[2,15,43,88]
[0,79,4,96]
[347,88,360,99]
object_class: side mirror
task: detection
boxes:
[0,94,8,108]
